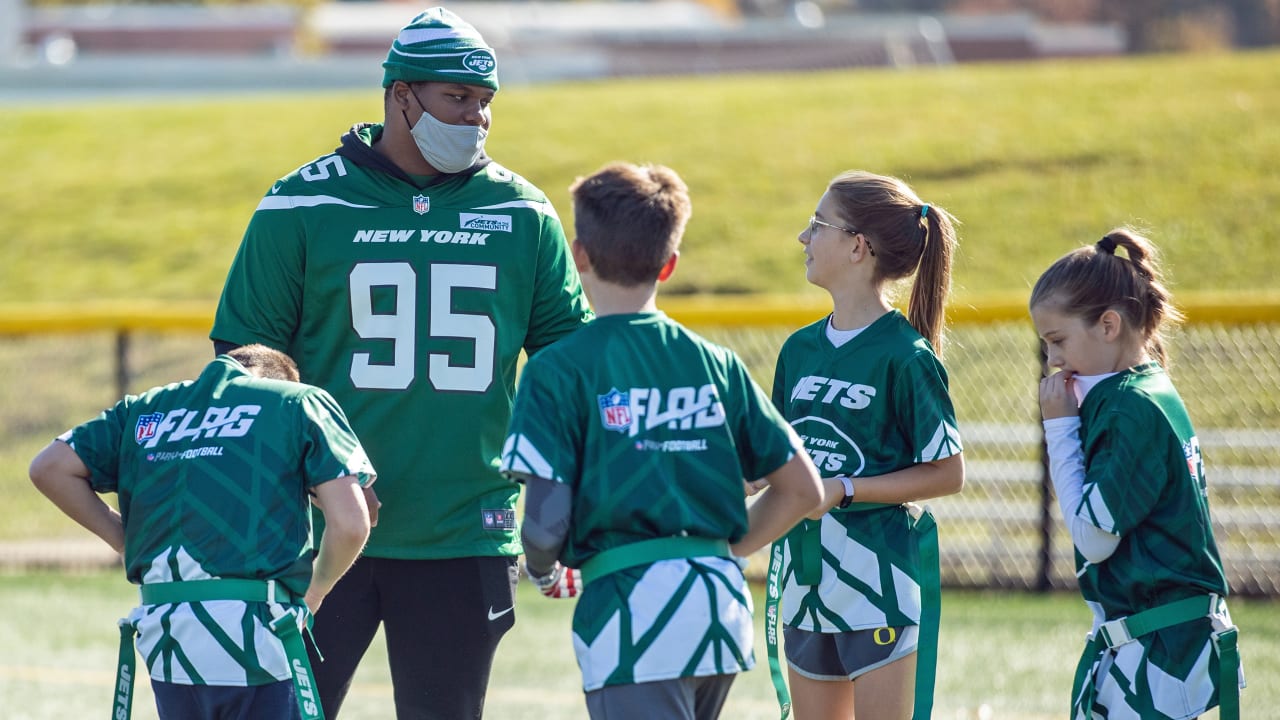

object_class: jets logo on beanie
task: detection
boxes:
[382,7,499,91]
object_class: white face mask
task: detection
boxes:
[406,94,487,174]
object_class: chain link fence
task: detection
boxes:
[2,297,1277,595]
[697,299,1280,597]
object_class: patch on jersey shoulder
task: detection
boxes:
[459,213,513,233]
[598,388,632,433]
[412,194,430,215]
[481,509,517,530]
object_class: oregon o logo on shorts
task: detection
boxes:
[463,50,496,75]
[873,627,897,646]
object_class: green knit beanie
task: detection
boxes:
[381,8,499,91]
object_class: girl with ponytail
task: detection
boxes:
[1031,229,1243,720]
[767,170,964,719]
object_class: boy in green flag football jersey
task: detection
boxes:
[1032,229,1243,720]
[501,161,823,720]
[29,344,375,720]
[210,7,592,718]
[771,171,964,720]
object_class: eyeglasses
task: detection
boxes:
[807,216,874,255]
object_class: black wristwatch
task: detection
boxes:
[836,475,855,509]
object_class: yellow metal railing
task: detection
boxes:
[3,291,1276,334]
[3,293,1278,592]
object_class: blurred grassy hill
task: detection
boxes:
[2,49,1278,308]
[3,50,1280,552]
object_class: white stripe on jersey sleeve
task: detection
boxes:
[472,199,558,219]
[1080,482,1119,534]
[500,433,560,483]
[918,419,963,462]
[256,195,379,211]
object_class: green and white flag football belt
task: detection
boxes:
[1072,593,1240,720]
[911,507,941,720]
[764,540,792,719]
[114,579,323,720]
[579,536,731,585]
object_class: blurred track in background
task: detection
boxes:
[0,0,1126,101]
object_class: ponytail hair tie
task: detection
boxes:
[1097,236,1117,254]
[920,204,930,220]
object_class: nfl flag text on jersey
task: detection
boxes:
[135,406,261,448]
[597,385,725,437]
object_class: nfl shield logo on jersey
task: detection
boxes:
[598,388,632,433]
[412,194,430,215]
[135,412,164,444]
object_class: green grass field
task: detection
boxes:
[1,50,1278,305]
[1,570,1274,719]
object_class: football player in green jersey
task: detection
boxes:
[1032,230,1243,720]
[210,7,592,718]
[771,171,964,720]
[29,344,375,720]
[501,162,823,720]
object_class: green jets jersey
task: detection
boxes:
[501,311,800,690]
[1069,363,1233,718]
[1075,363,1227,615]
[771,311,961,633]
[212,124,591,559]
[65,355,375,685]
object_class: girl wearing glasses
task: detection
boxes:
[766,170,964,720]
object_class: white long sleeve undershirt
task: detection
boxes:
[1043,415,1121,564]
